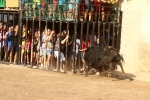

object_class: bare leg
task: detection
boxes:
[105,11,110,22]
[67,9,73,20]
[52,4,57,19]
[102,11,105,21]
[13,52,17,64]
[9,51,12,63]
[84,10,88,20]
[46,55,51,70]
[89,11,93,21]
[21,51,24,64]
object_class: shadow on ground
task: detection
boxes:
[82,70,136,81]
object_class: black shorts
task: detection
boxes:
[85,1,94,11]
[33,45,38,53]
[13,45,18,52]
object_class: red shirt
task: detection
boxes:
[82,41,86,49]
[82,40,90,49]
[94,0,104,12]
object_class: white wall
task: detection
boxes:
[120,0,150,73]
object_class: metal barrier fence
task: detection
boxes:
[0,1,122,74]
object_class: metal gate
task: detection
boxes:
[0,1,122,74]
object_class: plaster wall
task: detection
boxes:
[120,0,150,74]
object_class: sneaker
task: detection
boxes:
[53,69,57,72]
[32,65,37,69]
[45,66,49,70]
[20,63,24,66]
[41,64,43,67]
[60,69,64,73]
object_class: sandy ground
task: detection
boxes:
[0,64,150,100]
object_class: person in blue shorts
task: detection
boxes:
[84,0,94,21]
[57,0,67,20]
[6,27,13,63]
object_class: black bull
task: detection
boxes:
[83,46,125,76]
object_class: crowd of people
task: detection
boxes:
[23,0,119,22]
[0,21,112,73]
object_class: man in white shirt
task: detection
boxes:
[89,30,97,47]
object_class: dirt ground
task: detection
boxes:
[0,64,150,100]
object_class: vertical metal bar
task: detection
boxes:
[18,5,23,65]
[2,12,6,62]
[51,20,55,69]
[44,20,48,69]
[24,18,28,66]
[98,3,101,22]
[118,24,121,50]
[112,22,116,47]
[7,13,9,30]
[38,19,41,68]
[73,2,78,72]
[78,22,84,74]
[0,12,0,61]
[52,20,55,30]
[86,22,89,47]
[73,22,78,73]
[57,21,62,72]
[12,13,15,64]
[0,12,3,61]
[91,22,95,46]
[102,23,106,42]
[97,22,101,46]
[107,22,110,46]
[117,1,121,23]
[116,23,120,50]
[30,19,35,67]
[116,2,121,50]
[65,22,69,72]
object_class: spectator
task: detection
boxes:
[27,28,32,65]
[32,31,39,68]
[57,0,66,20]
[21,25,26,65]
[84,0,94,21]
[40,30,46,69]
[54,30,69,72]
[13,25,19,65]
[79,35,90,72]
[46,29,55,70]
[97,35,106,47]
[52,0,58,20]
[93,0,101,21]
[5,27,13,63]
[101,0,119,22]
[67,0,80,21]
[89,30,97,47]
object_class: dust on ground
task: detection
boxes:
[0,64,150,100]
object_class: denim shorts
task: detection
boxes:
[40,47,46,56]
[46,49,52,56]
